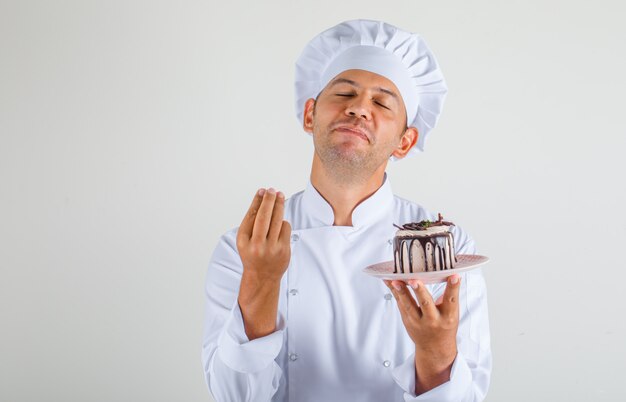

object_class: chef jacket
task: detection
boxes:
[202,174,491,401]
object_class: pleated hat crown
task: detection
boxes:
[294,19,448,156]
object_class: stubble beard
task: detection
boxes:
[313,128,395,186]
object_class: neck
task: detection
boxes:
[310,154,387,226]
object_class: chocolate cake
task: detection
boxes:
[393,214,457,273]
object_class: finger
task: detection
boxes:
[238,188,265,241]
[439,274,462,319]
[251,188,277,241]
[411,280,439,319]
[388,280,421,318]
[278,220,292,245]
[267,191,285,241]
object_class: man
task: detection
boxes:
[202,20,491,401]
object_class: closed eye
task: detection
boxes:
[375,101,390,110]
[336,93,391,110]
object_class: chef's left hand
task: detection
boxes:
[384,275,461,394]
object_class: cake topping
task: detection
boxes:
[393,213,454,231]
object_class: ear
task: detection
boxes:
[303,98,316,134]
[391,127,419,159]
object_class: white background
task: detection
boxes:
[1,1,625,401]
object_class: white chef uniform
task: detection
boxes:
[202,173,491,401]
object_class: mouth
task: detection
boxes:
[333,125,370,143]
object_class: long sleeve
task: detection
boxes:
[201,228,286,402]
[390,224,492,401]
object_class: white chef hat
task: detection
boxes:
[294,19,448,156]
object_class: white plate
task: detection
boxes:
[363,254,490,284]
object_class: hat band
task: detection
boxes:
[320,45,419,125]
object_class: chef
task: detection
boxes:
[202,19,491,401]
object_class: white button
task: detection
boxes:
[289,353,298,361]
[291,233,300,242]
[383,360,391,367]
[289,289,299,296]
[384,293,392,301]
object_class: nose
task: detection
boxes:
[345,95,371,120]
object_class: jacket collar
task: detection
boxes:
[301,173,394,229]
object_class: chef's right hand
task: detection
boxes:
[236,188,292,282]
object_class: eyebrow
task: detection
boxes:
[328,78,400,102]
